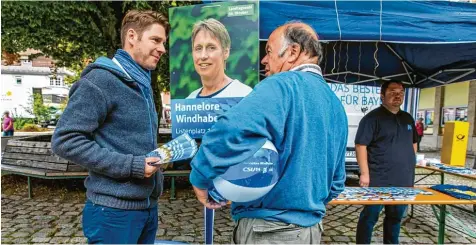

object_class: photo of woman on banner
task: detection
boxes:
[169,1,259,139]
[186,18,252,99]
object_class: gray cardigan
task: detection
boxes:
[51,58,161,210]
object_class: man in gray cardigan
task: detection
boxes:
[52,10,169,244]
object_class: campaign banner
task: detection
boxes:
[328,83,382,114]
[171,97,243,138]
[169,1,259,139]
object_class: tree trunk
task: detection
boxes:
[151,70,163,142]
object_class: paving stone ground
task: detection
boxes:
[1,154,475,244]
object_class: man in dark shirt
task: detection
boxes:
[354,80,418,244]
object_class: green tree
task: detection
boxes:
[1,1,199,133]
[22,93,51,124]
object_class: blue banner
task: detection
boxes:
[171,97,243,138]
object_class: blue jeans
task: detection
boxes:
[356,205,407,244]
[82,200,158,244]
[2,130,14,136]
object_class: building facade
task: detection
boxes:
[418,80,476,154]
[1,54,73,118]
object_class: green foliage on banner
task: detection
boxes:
[169,1,259,99]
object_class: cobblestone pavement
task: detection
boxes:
[1,169,475,244]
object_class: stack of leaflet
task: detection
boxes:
[428,161,476,176]
[431,185,476,200]
[147,133,198,166]
[335,187,433,201]
[425,158,442,165]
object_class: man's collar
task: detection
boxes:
[290,64,323,76]
[380,105,401,115]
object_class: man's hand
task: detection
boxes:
[193,186,226,209]
[144,157,161,178]
[359,173,370,187]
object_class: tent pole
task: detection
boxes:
[324,78,345,84]
[384,43,427,85]
[428,78,446,84]
[324,71,352,76]
[352,79,380,85]
[443,68,476,72]
[351,72,380,79]
[325,71,376,79]
[354,73,409,84]
[384,43,416,72]
[444,69,475,84]
[416,77,428,85]
[416,70,443,85]
[403,63,414,84]
[416,68,474,85]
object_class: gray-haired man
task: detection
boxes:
[190,22,347,244]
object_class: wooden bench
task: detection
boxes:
[162,170,191,199]
[1,136,89,198]
[1,135,190,199]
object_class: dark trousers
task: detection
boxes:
[82,200,158,244]
[2,130,14,136]
[356,205,407,244]
[417,135,423,152]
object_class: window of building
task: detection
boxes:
[52,95,66,104]
[417,109,434,134]
[50,77,62,86]
[42,94,66,104]
[441,106,468,127]
[455,107,468,122]
[43,94,53,103]
[15,76,22,85]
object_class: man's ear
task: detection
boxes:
[286,43,302,63]
[126,29,137,47]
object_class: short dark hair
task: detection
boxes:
[381,80,403,95]
[121,10,170,48]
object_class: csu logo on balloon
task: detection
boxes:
[208,140,280,203]
[243,167,262,172]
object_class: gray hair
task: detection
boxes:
[278,22,323,64]
[191,18,231,51]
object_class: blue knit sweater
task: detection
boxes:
[51,57,161,210]
[190,70,348,227]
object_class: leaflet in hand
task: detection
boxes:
[146,133,198,165]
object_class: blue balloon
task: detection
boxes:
[208,140,280,203]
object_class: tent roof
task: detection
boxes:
[259,1,476,88]
[260,1,476,43]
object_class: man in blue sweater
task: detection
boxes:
[190,22,348,244]
[51,10,169,244]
